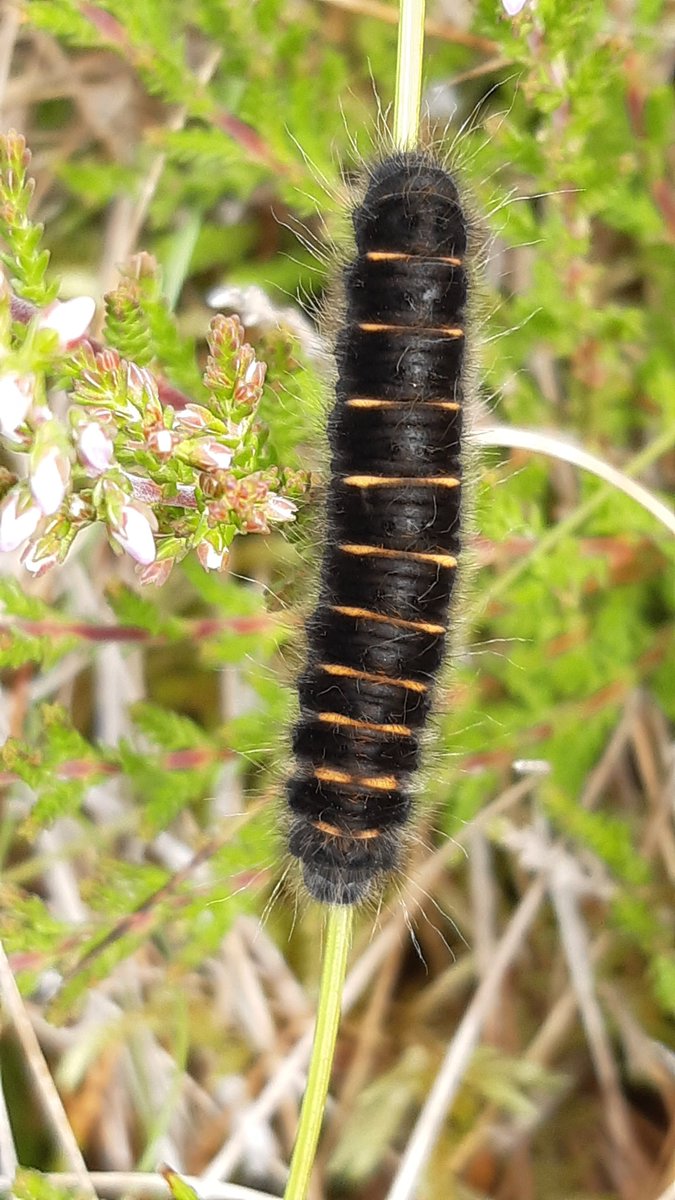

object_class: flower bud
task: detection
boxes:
[78,422,114,475]
[110,503,157,565]
[31,446,70,515]
[180,438,233,470]
[173,404,211,432]
[147,428,174,458]
[244,357,266,387]
[138,557,174,586]
[0,372,34,437]
[0,488,41,552]
[127,363,161,424]
[243,511,269,534]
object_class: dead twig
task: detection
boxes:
[0,1172,276,1199]
[0,942,96,1198]
[550,867,649,1198]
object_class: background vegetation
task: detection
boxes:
[0,1,673,1198]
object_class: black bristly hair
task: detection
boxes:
[287,150,470,905]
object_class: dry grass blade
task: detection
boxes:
[473,425,675,537]
[385,877,547,1200]
[0,1172,278,1199]
[549,871,648,1196]
[201,781,537,1183]
[0,943,96,1198]
[0,1068,17,1178]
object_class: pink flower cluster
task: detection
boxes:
[0,296,97,571]
[0,298,303,582]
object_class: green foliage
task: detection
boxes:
[651,953,675,1018]
[13,1170,88,1200]
[0,134,57,306]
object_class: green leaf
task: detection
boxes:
[161,1166,199,1200]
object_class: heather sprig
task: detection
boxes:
[0,132,58,307]
[0,132,309,584]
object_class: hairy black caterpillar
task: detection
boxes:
[287,149,469,905]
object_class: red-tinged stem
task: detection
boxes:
[0,612,275,643]
[0,743,233,789]
[127,476,198,508]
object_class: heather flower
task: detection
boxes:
[22,538,60,576]
[147,427,174,457]
[38,296,96,347]
[0,130,288,584]
[110,502,157,565]
[233,358,266,409]
[127,362,161,423]
[197,540,228,571]
[0,372,33,436]
[78,422,114,475]
[30,446,70,514]
[0,488,41,551]
[181,437,233,470]
[265,494,297,522]
[138,557,174,586]
[173,404,211,432]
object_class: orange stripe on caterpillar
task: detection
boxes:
[329,603,446,635]
[358,322,464,338]
[313,766,400,790]
[315,711,413,737]
[312,819,382,840]
[365,251,462,266]
[343,474,460,489]
[346,398,461,410]
[318,661,428,693]
[338,543,457,568]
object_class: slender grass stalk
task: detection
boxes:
[283,905,353,1200]
[477,421,675,615]
[283,4,427,1197]
[393,0,427,149]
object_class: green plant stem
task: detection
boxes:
[393,0,427,149]
[283,905,353,1200]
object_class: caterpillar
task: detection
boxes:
[287,149,469,905]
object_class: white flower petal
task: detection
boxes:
[197,541,227,571]
[79,423,113,474]
[22,542,59,576]
[149,428,173,456]
[192,439,233,469]
[111,504,157,565]
[39,296,96,347]
[0,372,33,436]
[265,494,297,522]
[0,493,41,552]
[31,448,69,515]
[502,0,528,14]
